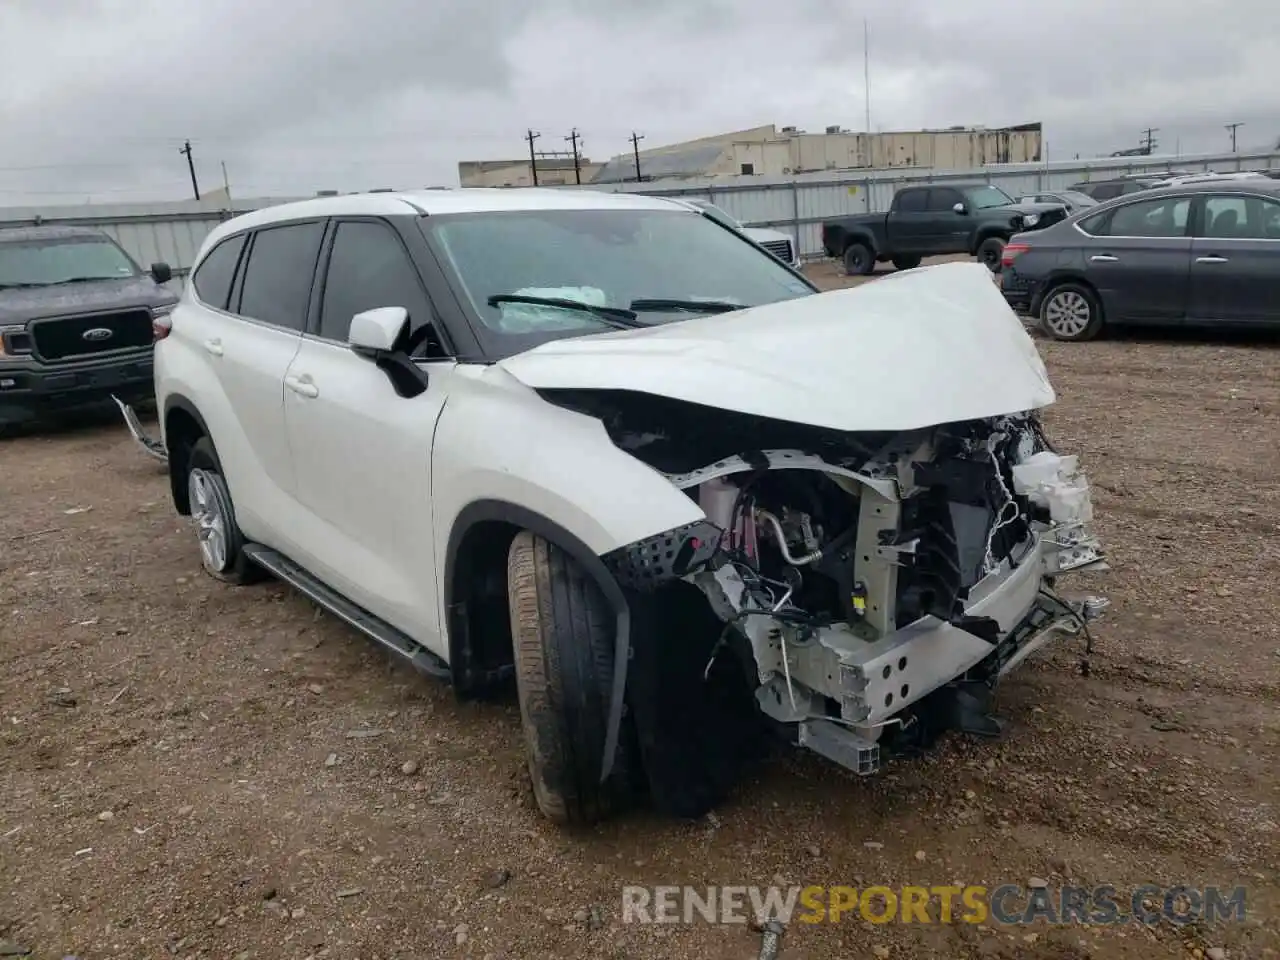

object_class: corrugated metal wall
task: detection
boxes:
[3,148,1277,272]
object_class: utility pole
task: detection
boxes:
[630,131,645,181]
[1225,121,1244,153]
[525,128,541,186]
[565,128,582,185]
[863,18,871,135]
[179,139,200,200]
[1139,127,1159,155]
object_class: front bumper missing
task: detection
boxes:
[111,395,168,463]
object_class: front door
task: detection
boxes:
[282,217,454,655]
[1186,193,1280,326]
[1081,194,1193,323]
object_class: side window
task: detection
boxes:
[1103,196,1191,238]
[1121,182,1150,195]
[237,221,325,330]
[1202,195,1280,239]
[926,188,963,211]
[895,190,927,213]
[1090,184,1123,201]
[190,234,245,310]
[318,221,433,344]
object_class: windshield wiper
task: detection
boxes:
[52,275,123,285]
[487,294,641,329]
[629,298,748,314]
[0,281,48,290]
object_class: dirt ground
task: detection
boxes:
[2,259,1278,960]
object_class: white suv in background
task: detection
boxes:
[667,197,803,269]
[119,188,1106,827]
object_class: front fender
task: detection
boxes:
[431,365,705,567]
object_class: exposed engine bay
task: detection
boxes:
[559,389,1110,778]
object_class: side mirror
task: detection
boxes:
[349,306,409,354]
[952,202,968,215]
[348,306,429,399]
[150,262,172,284]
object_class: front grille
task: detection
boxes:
[759,239,794,263]
[30,310,153,362]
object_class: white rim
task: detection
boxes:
[1043,290,1092,338]
[188,468,229,572]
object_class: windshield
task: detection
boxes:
[421,208,816,357]
[963,185,1015,209]
[0,238,138,287]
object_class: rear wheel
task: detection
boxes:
[1039,283,1104,342]
[843,242,875,276]
[507,531,637,825]
[186,437,262,584]
[891,255,922,271]
[976,236,1006,273]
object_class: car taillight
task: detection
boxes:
[151,306,174,341]
[1001,242,1031,269]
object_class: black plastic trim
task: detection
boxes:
[445,499,632,783]
[601,519,723,591]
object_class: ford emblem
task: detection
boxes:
[82,327,114,342]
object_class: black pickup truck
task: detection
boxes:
[821,183,1067,275]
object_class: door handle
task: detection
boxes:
[1089,254,1119,262]
[203,338,223,356]
[285,375,319,399]
[1195,255,1229,264]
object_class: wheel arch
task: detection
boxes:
[970,225,1012,255]
[445,498,632,714]
[1032,271,1104,318]
[162,394,213,515]
[842,228,879,257]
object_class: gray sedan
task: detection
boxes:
[999,179,1280,341]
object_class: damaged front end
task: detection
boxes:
[575,391,1108,777]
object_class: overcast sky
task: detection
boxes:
[1,0,1276,206]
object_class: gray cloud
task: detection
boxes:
[1,0,1275,205]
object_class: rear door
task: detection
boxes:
[1186,193,1280,326]
[1077,194,1193,323]
[282,217,455,647]
[185,220,325,541]
[885,188,931,255]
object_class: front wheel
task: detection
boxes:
[843,242,875,277]
[976,236,1006,273]
[507,531,637,825]
[1039,283,1104,341]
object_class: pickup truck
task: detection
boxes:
[821,183,1067,276]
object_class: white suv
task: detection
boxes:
[119,188,1107,826]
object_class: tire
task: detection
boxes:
[1039,282,1105,342]
[976,236,1006,273]
[186,436,262,584]
[507,531,637,825]
[891,255,922,271]
[843,242,875,277]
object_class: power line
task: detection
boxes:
[178,139,200,200]
[1225,121,1244,153]
[629,131,645,182]
[1138,127,1159,154]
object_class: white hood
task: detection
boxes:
[497,261,1055,433]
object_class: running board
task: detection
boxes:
[111,395,169,463]
[242,544,452,681]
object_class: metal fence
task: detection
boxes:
[3,148,1278,274]
[584,148,1280,260]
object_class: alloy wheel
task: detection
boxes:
[188,467,229,573]
[1043,290,1093,338]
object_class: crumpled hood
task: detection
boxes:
[497,260,1055,433]
[0,275,176,325]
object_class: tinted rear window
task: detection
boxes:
[191,234,245,310]
[237,222,325,330]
